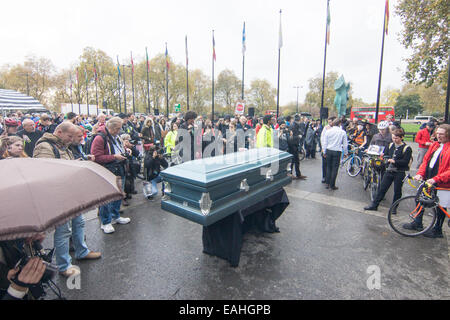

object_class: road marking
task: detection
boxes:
[284,187,389,219]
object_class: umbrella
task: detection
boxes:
[0,158,124,241]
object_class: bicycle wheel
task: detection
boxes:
[370,172,381,202]
[298,148,306,161]
[347,155,362,177]
[363,166,370,190]
[388,196,437,237]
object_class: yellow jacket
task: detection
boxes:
[164,130,177,154]
[256,125,273,148]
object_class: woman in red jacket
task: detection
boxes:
[404,124,450,238]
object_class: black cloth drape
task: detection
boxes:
[202,188,289,267]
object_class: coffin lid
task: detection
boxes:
[161,148,292,188]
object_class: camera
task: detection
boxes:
[15,241,58,284]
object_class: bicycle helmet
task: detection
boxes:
[377,121,389,130]
[4,118,19,127]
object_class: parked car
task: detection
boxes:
[414,115,437,125]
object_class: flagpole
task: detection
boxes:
[85,68,89,117]
[242,22,246,101]
[375,2,388,124]
[276,10,282,119]
[122,64,127,114]
[117,56,122,113]
[70,74,73,113]
[212,30,215,122]
[77,68,81,115]
[320,0,330,124]
[146,47,151,115]
[131,52,135,115]
[94,63,99,116]
[165,43,169,117]
[186,35,190,111]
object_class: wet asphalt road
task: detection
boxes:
[43,143,449,300]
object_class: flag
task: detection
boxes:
[165,43,170,70]
[131,52,134,74]
[278,10,283,49]
[185,35,189,66]
[242,22,246,55]
[384,0,390,35]
[213,32,216,61]
[117,56,121,76]
[326,2,331,45]
[146,47,150,72]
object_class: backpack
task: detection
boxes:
[389,143,413,168]
[35,139,61,159]
[85,132,110,155]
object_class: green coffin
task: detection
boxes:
[160,148,293,226]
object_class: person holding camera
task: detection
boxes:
[91,117,131,234]
[0,235,50,300]
[144,145,168,200]
[121,134,140,202]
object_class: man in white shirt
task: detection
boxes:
[320,116,336,183]
[322,118,348,190]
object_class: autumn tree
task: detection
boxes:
[395,0,449,87]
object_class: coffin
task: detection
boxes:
[160,148,293,226]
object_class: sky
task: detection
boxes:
[1,0,409,106]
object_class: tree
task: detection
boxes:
[215,69,241,115]
[394,94,424,118]
[395,0,449,87]
[400,82,446,114]
[304,71,339,111]
[247,79,276,115]
[381,86,401,106]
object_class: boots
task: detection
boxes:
[364,203,378,211]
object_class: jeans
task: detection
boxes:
[99,175,125,225]
[416,147,428,169]
[150,174,163,196]
[54,215,90,272]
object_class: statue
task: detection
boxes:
[334,75,350,118]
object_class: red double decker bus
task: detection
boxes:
[350,106,395,123]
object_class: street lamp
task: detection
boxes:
[293,86,303,115]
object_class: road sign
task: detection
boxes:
[174,104,181,112]
[235,101,245,115]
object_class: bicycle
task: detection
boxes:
[340,145,362,177]
[362,153,387,202]
[388,175,450,237]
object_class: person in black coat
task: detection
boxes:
[0,236,48,300]
[144,146,169,199]
[176,111,197,162]
[16,119,42,157]
[287,126,306,180]
[364,128,412,211]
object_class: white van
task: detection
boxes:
[414,116,437,124]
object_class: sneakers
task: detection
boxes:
[101,223,115,234]
[77,251,102,260]
[60,265,81,278]
[111,217,131,225]
[402,221,424,231]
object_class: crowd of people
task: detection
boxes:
[0,109,448,299]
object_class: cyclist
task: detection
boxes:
[405,124,450,238]
[364,128,412,211]
[370,121,392,151]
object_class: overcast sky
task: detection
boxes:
[1,0,409,106]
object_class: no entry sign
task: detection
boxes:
[235,101,245,114]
